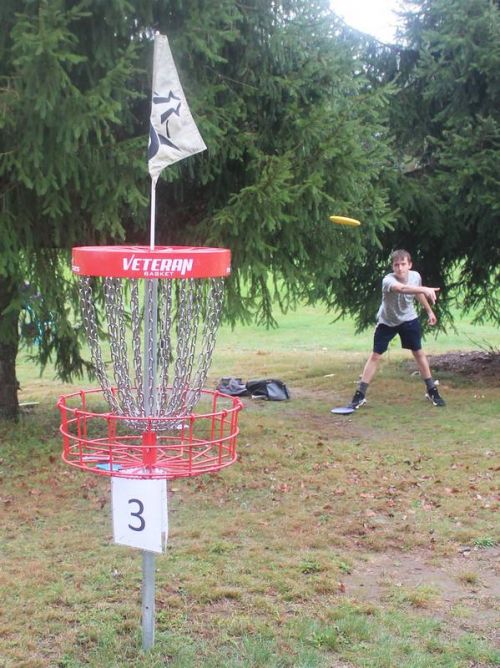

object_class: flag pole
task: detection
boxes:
[144,175,159,420]
[142,42,161,654]
[142,31,207,651]
[149,177,157,251]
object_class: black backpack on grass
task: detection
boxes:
[246,378,290,401]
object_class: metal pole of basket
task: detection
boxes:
[142,283,158,649]
[142,550,156,649]
[141,356,157,648]
[141,175,159,651]
[140,29,209,649]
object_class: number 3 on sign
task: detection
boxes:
[128,498,146,531]
[111,478,168,553]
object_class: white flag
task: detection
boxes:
[148,34,207,180]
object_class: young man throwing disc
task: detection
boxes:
[347,249,445,410]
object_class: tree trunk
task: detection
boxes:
[0,277,20,420]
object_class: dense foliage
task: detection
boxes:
[328,0,500,330]
[0,0,151,416]
[0,0,392,416]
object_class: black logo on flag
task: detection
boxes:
[148,90,182,160]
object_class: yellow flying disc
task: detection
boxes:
[329,215,361,227]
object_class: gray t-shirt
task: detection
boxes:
[376,270,422,326]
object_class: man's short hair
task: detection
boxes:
[391,249,412,263]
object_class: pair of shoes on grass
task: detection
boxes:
[346,387,446,409]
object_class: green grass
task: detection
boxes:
[3,304,499,667]
[215,303,500,353]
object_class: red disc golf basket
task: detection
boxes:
[58,246,242,480]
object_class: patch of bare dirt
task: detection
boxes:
[341,546,500,644]
[426,350,500,381]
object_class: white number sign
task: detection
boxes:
[111,477,168,553]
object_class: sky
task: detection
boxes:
[330,0,403,43]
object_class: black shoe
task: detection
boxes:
[426,386,446,407]
[348,390,366,410]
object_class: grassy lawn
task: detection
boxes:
[2,305,499,667]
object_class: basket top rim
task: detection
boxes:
[72,245,231,279]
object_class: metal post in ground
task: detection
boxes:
[142,550,156,650]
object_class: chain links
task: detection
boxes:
[105,277,140,418]
[78,274,225,431]
[130,279,144,410]
[78,276,120,413]
[157,279,173,413]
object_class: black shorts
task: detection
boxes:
[373,318,422,354]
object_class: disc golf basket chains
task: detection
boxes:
[58,246,242,479]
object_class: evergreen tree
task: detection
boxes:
[329,0,500,330]
[0,0,393,418]
[0,0,151,417]
[150,1,394,324]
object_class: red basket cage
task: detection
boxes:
[58,388,242,480]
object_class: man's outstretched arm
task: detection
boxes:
[390,282,440,305]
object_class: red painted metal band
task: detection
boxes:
[72,246,231,279]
